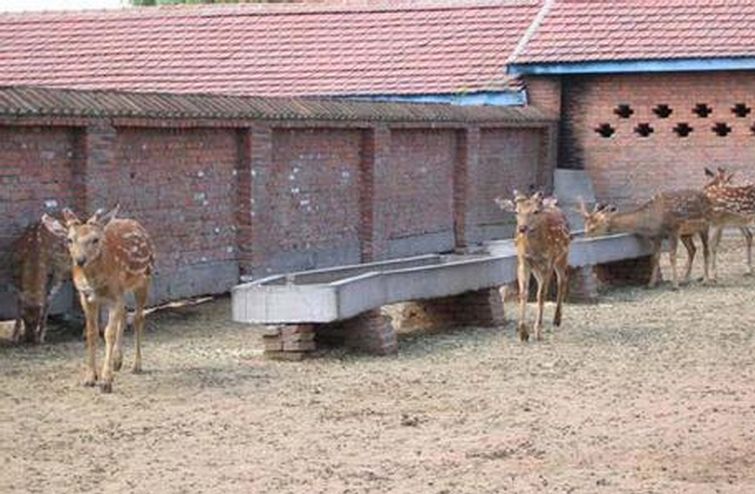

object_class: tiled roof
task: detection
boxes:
[0,85,550,123]
[512,0,755,64]
[0,0,541,97]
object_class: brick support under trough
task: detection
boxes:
[415,288,506,328]
[594,255,656,287]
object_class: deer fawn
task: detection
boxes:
[578,190,713,289]
[496,191,570,342]
[8,219,70,344]
[42,206,154,393]
[703,167,754,280]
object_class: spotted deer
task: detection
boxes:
[42,206,154,393]
[703,167,755,280]
[578,189,714,289]
[496,191,570,342]
[7,219,70,344]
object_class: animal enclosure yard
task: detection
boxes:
[1,239,754,494]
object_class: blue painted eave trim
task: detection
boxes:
[338,90,527,107]
[508,57,755,75]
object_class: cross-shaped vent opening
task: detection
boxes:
[614,104,634,118]
[732,103,751,118]
[594,123,616,138]
[712,122,732,137]
[634,123,654,137]
[693,104,712,117]
[653,104,673,118]
[673,123,693,137]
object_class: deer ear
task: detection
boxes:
[87,204,120,226]
[576,197,590,217]
[704,167,715,177]
[41,214,68,238]
[61,208,80,227]
[495,197,516,212]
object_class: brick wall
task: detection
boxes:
[555,71,755,207]
[0,117,553,319]
[467,127,545,241]
[380,129,457,257]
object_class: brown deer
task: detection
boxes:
[496,191,570,342]
[703,167,755,280]
[7,219,70,344]
[42,206,154,393]
[578,190,713,289]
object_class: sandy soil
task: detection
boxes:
[1,238,754,494]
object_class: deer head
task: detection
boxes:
[576,197,616,235]
[495,190,547,235]
[704,166,737,189]
[42,205,120,268]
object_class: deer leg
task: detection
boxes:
[742,227,753,276]
[668,235,680,290]
[517,260,531,342]
[533,269,549,341]
[709,225,724,283]
[37,280,64,344]
[132,283,149,374]
[80,294,100,387]
[100,301,125,394]
[680,235,695,284]
[699,228,710,284]
[648,240,662,288]
[553,258,568,327]
[112,310,125,372]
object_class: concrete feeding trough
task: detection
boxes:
[232,232,654,326]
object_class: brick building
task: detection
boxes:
[508,0,755,207]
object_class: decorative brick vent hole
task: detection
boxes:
[712,122,732,137]
[653,104,673,118]
[673,123,693,137]
[693,104,712,118]
[634,123,654,137]
[594,123,616,138]
[614,104,634,118]
[732,103,751,118]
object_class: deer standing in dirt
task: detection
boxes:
[7,219,70,344]
[42,206,154,393]
[703,167,755,281]
[578,190,713,289]
[496,191,570,342]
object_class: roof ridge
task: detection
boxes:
[0,0,540,19]
[507,0,555,65]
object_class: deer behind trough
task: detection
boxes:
[578,190,714,288]
[703,167,755,280]
[496,191,570,342]
[42,206,154,393]
[8,219,70,344]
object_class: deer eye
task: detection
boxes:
[66,238,73,245]
[91,238,99,246]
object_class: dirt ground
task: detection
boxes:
[1,238,754,494]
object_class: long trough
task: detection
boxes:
[232,233,654,325]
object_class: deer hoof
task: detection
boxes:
[743,271,753,278]
[113,353,123,372]
[131,365,142,375]
[517,323,529,342]
[99,381,113,394]
[703,278,718,286]
[82,374,98,387]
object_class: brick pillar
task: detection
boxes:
[567,266,599,303]
[318,310,398,355]
[453,126,480,249]
[239,123,272,277]
[262,324,316,361]
[365,125,391,261]
[235,128,253,276]
[71,121,117,215]
[594,256,656,286]
[538,122,559,192]
[523,76,562,120]
[416,288,506,328]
